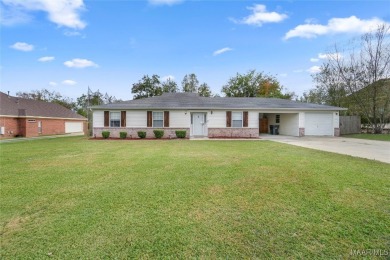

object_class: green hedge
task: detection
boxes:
[175,130,187,138]
[102,131,110,139]
[137,131,146,139]
[119,132,127,139]
[153,130,164,139]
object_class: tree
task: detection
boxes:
[310,24,390,133]
[221,70,294,99]
[301,63,347,106]
[162,79,179,93]
[182,73,199,93]
[131,74,162,99]
[16,89,76,110]
[198,83,212,97]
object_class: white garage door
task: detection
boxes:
[65,122,83,133]
[305,113,333,136]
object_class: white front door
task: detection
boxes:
[192,113,205,136]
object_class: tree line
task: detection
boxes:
[131,71,294,99]
[15,88,120,118]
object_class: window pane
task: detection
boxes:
[232,112,242,120]
[232,120,242,127]
[153,120,163,127]
[153,112,163,120]
[110,112,120,120]
[110,120,120,127]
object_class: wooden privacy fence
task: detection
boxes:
[340,116,361,135]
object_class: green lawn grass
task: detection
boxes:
[343,133,390,141]
[1,137,389,258]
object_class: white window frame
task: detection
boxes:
[110,112,121,127]
[153,111,164,128]
[276,114,280,124]
[232,111,243,128]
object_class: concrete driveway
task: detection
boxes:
[261,135,390,164]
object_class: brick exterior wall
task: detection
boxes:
[208,128,259,138]
[0,117,21,138]
[94,127,190,139]
[0,117,86,138]
[334,128,340,137]
[299,128,305,137]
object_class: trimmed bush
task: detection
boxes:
[102,131,110,139]
[119,132,127,139]
[175,130,187,138]
[137,131,146,139]
[153,129,164,139]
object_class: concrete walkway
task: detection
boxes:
[261,135,390,164]
[0,133,84,143]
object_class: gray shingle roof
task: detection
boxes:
[91,92,346,111]
[0,92,86,119]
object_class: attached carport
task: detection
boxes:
[260,111,340,137]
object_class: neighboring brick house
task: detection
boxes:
[90,92,346,138]
[0,92,87,138]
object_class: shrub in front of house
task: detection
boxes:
[153,129,164,139]
[119,132,127,139]
[102,131,110,139]
[175,130,186,138]
[137,131,146,139]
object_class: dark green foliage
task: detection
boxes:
[222,69,294,99]
[137,131,146,139]
[119,132,127,139]
[175,130,187,138]
[153,129,164,139]
[102,131,110,139]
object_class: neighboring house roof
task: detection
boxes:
[91,92,346,111]
[0,92,86,119]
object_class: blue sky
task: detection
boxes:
[1,0,389,100]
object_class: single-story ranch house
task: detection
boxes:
[0,92,87,138]
[91,93,346,138]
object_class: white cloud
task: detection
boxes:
[64,58,98,68]
[162,75,175,81]
[62,80,77,85]
[279,73,288,77]
[232,4,288,26]
[0,4,32,25]
[310,58,319,62]
[49,81,57,86]
[1,0,86,29]
[64,30,82,36]
[38,56,55,62]
[293,69,304,73]
[284,16,389,40]
[213,47,233,56]
[10,42,34,51]
[148,0,183,5]
[307,66,321,74]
